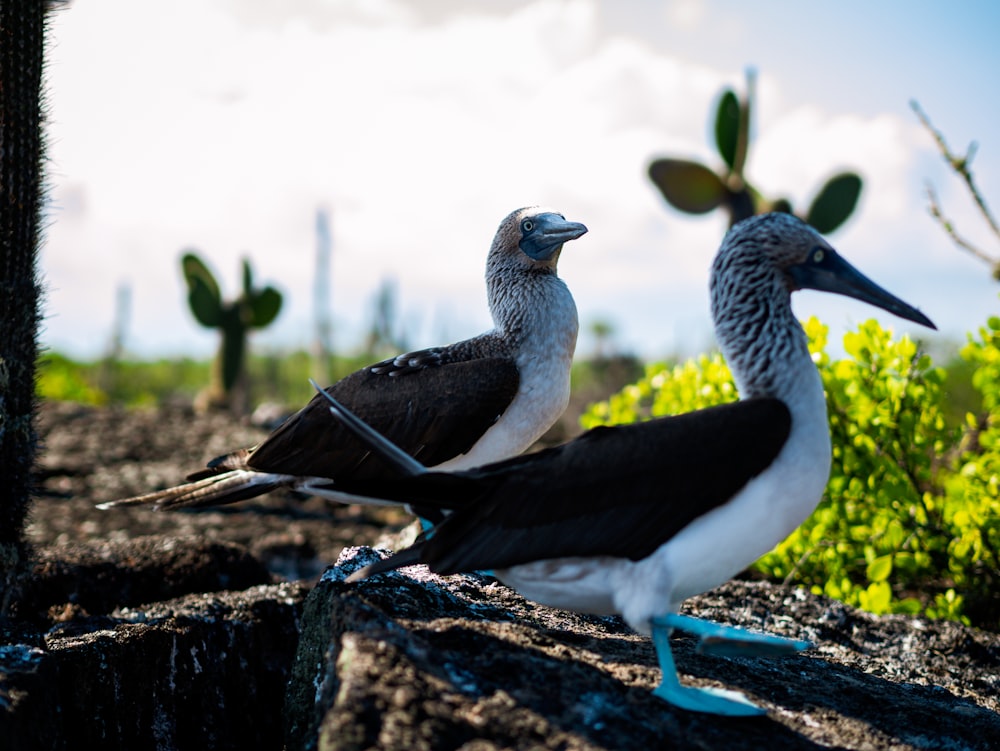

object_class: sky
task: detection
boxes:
[41,0,1000,363]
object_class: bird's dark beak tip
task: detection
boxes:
[909,309,936,331]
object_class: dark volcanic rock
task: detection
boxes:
[31,401,413,582]
[13,535,273,624]
[2,581,308,751]
[286,547,1000,751]
[2,402,408,751]
[3,401,999,750]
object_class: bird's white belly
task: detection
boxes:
[490,404,832,636]
[650,426,831,607]
[495,555,675,637]
[495,557,621,616]
[433,352,572,472]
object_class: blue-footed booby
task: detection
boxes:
[99,207,586,513]
[309,212,936,716]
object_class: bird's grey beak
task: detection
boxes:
[789,249,936,330]
[519,213,588,261]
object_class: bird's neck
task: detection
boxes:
[486,265,578,357]
[715,289,831,489]
[713,287,820,406]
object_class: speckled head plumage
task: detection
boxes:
[712,212,934,326]
[488,206,588,273]
[710,213,825,317]
[710,212,935,397]
[484,207,585,344]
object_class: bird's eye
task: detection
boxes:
[812,248,825,263]
[522,220,534,232]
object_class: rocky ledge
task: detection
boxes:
[286,546,1000,751]
[1,402,998,749]
[3,538,999,750]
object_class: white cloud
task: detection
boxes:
[40,0,995,364]
[753,108,915,222]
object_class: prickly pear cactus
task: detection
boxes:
[648,70,862,233]
[181,252,282,412]
[0,0,47,613]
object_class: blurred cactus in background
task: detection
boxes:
[364,277,409,359]
[181,252,283,413]
[648,69,863,233]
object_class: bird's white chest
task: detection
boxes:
[644,380,832,609]
[433,286,578,472]
[498,374,833,635]
[433,348,572,471]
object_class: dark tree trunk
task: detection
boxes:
[0,0,47,614]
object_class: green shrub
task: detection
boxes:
[36,353,108,405]
[583,317,1000,627]
[37,353,210,408]
[945,317,1000,624]
[36,350,382,411]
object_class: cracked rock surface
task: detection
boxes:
[1,401,997,750]
[286,547,1000,751]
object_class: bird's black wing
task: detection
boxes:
[241,351,520,481]
[353,398,791,573]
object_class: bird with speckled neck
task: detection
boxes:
[99,207,586,515]
[309,212,936,716]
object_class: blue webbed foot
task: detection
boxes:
[661,613,812,658]
[648,613,812,716]
[652,681,767,716]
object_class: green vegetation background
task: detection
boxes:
[37,311,1000,631]
[581,316,999,629]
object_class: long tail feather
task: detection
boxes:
[97,470,288,511]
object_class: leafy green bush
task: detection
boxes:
[36,353,109,405]
[37,353,210,407]
[583,317,1000,627]
[946,317,1000,624]
[36,350,380,410]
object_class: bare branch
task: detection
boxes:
[911,100,1000,242]
[924,183,1000,275]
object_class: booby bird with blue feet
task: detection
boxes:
[99,207,586,513]
[309,212,936,716]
